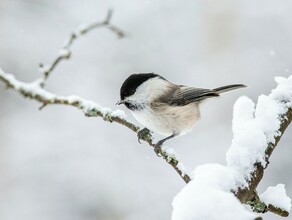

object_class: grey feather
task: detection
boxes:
[166,86,219,106]
[213,84,246,93]
[162,84,246,106]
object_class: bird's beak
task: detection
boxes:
[116,100,125,105]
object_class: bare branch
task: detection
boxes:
[39,9,125,86]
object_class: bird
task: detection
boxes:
[117,73,245,152]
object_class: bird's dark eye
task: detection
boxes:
[124,101,141,111]
[124,101,133,109]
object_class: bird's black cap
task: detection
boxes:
[120,73,161,100]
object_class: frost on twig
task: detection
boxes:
[0,9,189,185]
[0,69,126,123]
[161,146,189,183]
[0,67,189,183]
[38,9,125,86]
[172,164,259,220]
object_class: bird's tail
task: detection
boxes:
[213,84,246,94]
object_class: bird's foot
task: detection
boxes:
[153,134,176,157]
[154,146,162,157]
[153,140,164,157]
[137,128,151,144]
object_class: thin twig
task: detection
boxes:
[39,9,125,86]
[0,8,188,183]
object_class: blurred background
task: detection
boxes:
[0,0,291,219]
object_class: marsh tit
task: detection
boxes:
[117,73,245,150]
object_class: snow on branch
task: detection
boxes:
[172,76,292,220]
[260,184,291,214]
[0,11,189,184]
[0,69,126,122]
[231,76,292,217]
[0,68,190,183]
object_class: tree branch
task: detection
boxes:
[0,10,190,184]
[0,68,190,183]
[38,9,125,87]
[234,90,292,216]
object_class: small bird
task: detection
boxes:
[117,73,245,152]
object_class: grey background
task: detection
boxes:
[0,0,291,219]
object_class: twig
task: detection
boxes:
[0,9,189,184]
[39,9,125,86]
[246,193,290,217]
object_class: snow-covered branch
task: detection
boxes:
[0,69,128,123]
[172,76,292,220]
[0,67,190,183]
[0,11,189,184]
[229,76,292,217]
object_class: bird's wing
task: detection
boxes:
[167,86,219,106]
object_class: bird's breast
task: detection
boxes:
[131,103,200,137]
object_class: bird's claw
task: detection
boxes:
[137,128,151,144]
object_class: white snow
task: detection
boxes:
[162,145,177,158]
[226,94,286,182]
[76,23,89,35]
[161,146,188,177]
[58,48,71,57]
[254,95,284,143]
[260,184,291,212]
[270,76,292,106]
[110,109,126,119]
[0,68,126,120]
[65,96,126,118]
[0,71,57,100]
[172,164,257,220]
[226,96,266,184]
[177,162,187,177]
[227,75,292,182]
[172,75,292,220]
